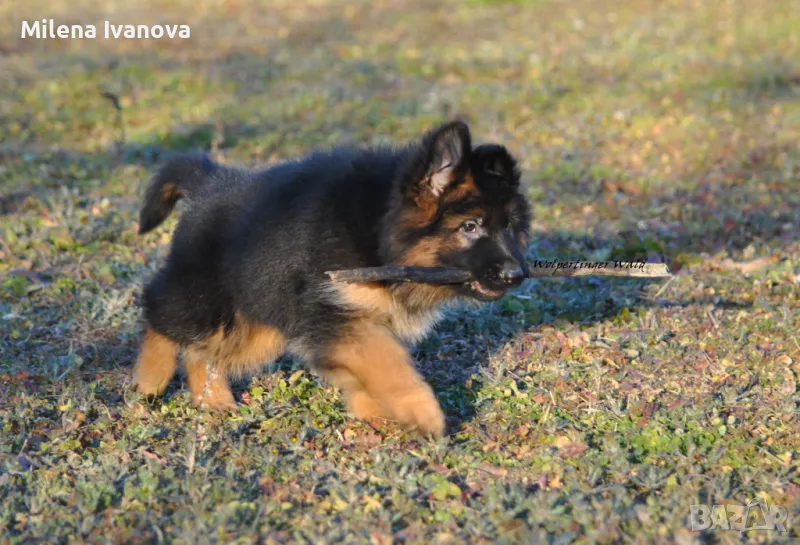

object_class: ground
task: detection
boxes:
[0,0,799,543]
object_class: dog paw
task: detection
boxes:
[192,384,237,411]
[385,384,446,438]
[131,374,168,398]
[347,390,388,420]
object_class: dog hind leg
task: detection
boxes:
[184,345,237,410]
[184,317,287,410]
[132,326,179,397]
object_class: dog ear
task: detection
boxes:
[420,121,472,198]
[472,144,520,186]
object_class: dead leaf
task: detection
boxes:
[66,412,86,432]
[140,449,167,464]
[476,463,507,477]
[497,519,524,533]
[553,435,571,449]
[561,442,589,458]
[288,369,304,384]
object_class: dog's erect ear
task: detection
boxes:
[420,121,472,198]
[472,143,520,187]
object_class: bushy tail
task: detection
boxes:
[138,154,217,234]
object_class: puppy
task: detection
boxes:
[132,121,530,437]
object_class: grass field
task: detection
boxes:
[1,0,799,542]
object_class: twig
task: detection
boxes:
[101,91,126,155]
[325,262,671,284]
[652,274,676,298]
[328,267,471,284]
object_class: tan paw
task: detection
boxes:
[384,384,446,438]
[191,381,237,411]
[346,390,388,420]
[131,375,166,398]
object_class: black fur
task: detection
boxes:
[138,154,223,234]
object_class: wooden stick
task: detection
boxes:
[327,266,473,284]
[325,262,671,284]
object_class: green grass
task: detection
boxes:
[1,0,799,543]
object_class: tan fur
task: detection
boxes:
[410,170,479,222]
[133,315,286,409]
[399,191,485,268]
[399,237,441,267]
[201,315,287,378]
[160,182,182,202]
[320,321,445,437]
[347,390,387,419]
[398,226,475,267]
[184,348,236,409]
[131,327,179,396]
[410,195,439,222]
[184,315,286,409]
[330,282,447,343]
[444,171,479,203]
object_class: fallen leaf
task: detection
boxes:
[140,449,167,464]
[476,463,507,477]
[497,519,524,533]
[288,369,304,384]
[561,442,589,458]
[553,435,571,449]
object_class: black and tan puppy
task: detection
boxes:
[132,121,531,437]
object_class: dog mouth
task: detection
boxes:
[465,280,506,301]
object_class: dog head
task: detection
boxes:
[385,121,531,301]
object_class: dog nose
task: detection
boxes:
[497,261,525,286]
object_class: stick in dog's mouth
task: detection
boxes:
[325,262,672,284]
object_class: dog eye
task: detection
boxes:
[461,221,479,233]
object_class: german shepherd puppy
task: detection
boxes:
[132,121,530,437]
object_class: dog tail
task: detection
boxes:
[138,154,218,234]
